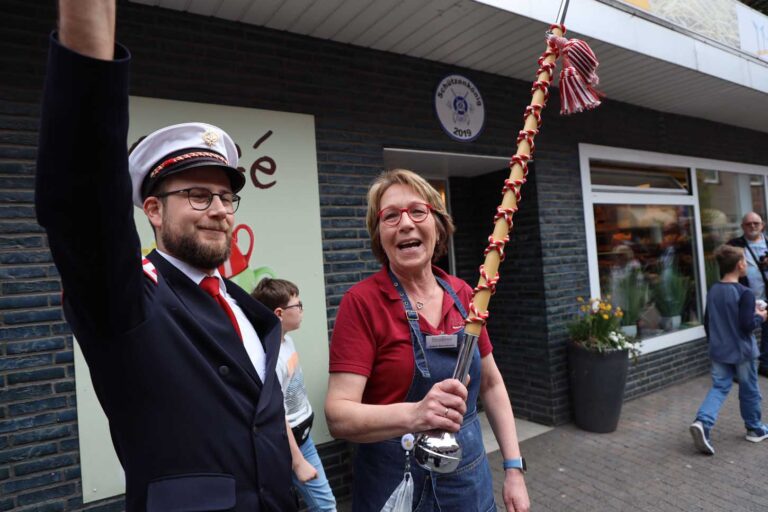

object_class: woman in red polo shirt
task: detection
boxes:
[325,169,530,512]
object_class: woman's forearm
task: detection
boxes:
[326,399,417,443]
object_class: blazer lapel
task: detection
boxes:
[226,282,283,414]
[147,251,263,390]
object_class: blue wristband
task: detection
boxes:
[502,457,527,472]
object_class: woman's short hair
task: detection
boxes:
[365,169,455,265]
[714,244,744,275]
[251,278,299,310]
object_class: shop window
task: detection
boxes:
[591,160,689,192]
[697,170,766,287]
[582,145,768,354]
[594,203,701,339]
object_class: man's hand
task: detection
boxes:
[58,0,116,59]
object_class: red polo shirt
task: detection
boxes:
[329,266,493,405]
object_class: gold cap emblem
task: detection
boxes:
[202,130,219,148]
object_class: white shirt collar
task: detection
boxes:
[156,249,225,292]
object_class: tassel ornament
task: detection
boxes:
[547,31,603,115]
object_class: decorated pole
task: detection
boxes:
[465,0,601,337]
[414,0,602,474]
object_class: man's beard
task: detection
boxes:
[161,226,231,270]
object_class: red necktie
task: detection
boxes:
[200,276,242,341]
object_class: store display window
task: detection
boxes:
[580,145,768,353]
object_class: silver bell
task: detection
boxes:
[413,332,478,474]
[413,431,462,473]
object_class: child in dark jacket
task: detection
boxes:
[690,245,768,455]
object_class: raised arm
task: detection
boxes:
[58,0,115,59]
[36,0,144,338]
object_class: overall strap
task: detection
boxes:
[435,275,468,319]
[388,269,430,378]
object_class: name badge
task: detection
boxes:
[425,334,458,349]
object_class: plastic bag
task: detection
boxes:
[380,472,413,512]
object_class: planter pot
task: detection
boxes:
[620,324,637,337]
[567,343,630,433]
[659,315,681,331]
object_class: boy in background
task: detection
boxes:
[253,279,337,511]
[690,245,768,455]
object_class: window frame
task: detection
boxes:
[579,143,768,355]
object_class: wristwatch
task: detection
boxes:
[502,457,527,473]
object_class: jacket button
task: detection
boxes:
[252,425,259,434]
[218,365,230,376]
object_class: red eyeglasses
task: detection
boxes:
[377,202,433,227]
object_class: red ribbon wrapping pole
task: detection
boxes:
[465,7,603,336]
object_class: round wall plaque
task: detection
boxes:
[434,74,485,142]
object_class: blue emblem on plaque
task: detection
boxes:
[434,75,485,142]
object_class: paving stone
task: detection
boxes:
[487,374,768,511]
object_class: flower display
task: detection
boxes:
[568,297,641,357]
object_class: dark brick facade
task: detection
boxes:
[2,0,767,509]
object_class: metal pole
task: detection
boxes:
[556,0,571,26]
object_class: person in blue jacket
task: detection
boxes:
[35,2,295,510]
[690,244,768,455]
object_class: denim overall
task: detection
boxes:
[351,271,495,512]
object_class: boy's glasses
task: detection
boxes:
[283,302,303,311]
[377,202,433,227]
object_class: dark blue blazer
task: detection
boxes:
[35,35,295,512]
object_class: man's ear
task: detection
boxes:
[144,196,163,230]
[274,308,283,321]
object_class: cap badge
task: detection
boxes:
[202,130,219,148]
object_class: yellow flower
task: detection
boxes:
[605,304,612,311]
[576,296,584,303]
[616,311,624,318]
[602,314,609,320]
[580,305,588,312]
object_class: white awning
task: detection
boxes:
[130,0,768,134]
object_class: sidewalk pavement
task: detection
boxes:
[487,373,768,511]
[338,373,768,511]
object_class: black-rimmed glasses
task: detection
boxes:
[378,202,433,227]
[154,187,240,214]
[283,302,303,312]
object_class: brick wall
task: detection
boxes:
[2,0,768,509]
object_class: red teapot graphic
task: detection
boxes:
[219,224,254,278]
[219,224,277,290]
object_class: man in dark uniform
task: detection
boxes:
[35,1,296,510]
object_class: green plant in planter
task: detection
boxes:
[568,297,641,358]
[652,267,691,318]
[613,268,648,327]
